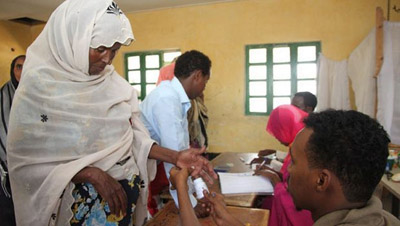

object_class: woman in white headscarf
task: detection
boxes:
[6,1,215,225]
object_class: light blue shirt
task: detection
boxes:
[140,77,197,207]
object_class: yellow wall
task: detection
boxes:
[0,21,32,85]
[0,21,44,86]
[0,0,397,153]
[113,0,389,153]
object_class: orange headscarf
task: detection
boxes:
[156,62,175,86]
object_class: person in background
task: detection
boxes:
[187,93,208,149]
[156,62,175,86]
[148,60,210,216]
[155,61,209,149]
[288,110,400,226]
[0,55,25,226]
[291,91,317,113]
[254,104,313,226]
[6,1,215,225]
[141,50,212,218]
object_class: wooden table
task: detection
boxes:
[210,152,259,207]
[380,168,400,217]
[145,201,269,226]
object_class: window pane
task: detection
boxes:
[146,70,159,83]
[249,81,267,96]
[273,64,291,80]
[164,51,181,63]
[297,63,317,79]
[297,80,317,94]
[249,65,267,80]
[273,97,291,109]
[146,84,156,96]
[298,46,316,62]
[145,55,160,68]
[128,56,140,70]
[133,85,141,97]
[249,48,267,63]
[273,47,290,63]
[273,81,291,95]
[249,97,267,113]
[128,71,141,83]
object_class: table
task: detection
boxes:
[380,168,400,217]
[145,201,269,226]
[210,152,259,207]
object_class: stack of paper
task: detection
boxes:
[218,172,274,195]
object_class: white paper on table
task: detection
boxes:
[218,172,274,195]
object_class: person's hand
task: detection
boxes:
[169,167,190,191]
[253,165,282,187]
[258,149,276,157]
[72,167,127,217]
[204,191,243,226]
[194,200,211,218]
[176,147,218,184]
[249,157,272,165]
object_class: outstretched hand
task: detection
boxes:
[176,147,218,184]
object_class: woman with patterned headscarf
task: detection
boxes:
[0,55,25,226]
[255,104,313,226]
[6,1,215,225]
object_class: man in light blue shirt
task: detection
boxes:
[140,50,211,217]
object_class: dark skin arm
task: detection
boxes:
[170,167,202,226]
[149,144,217,184]
[253,164,282,187]
[204,191,243,226]
[72,144,217,217]
[72,167,128,217]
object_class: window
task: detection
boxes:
[245,42,320,115]
[124,50,181,100]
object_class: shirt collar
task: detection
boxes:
[171,77,190,105]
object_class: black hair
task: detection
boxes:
[174,50,211,79]
[294,92,317,110]
[10,55,26,88]
[303,110,390,203]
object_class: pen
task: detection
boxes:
[259,159,267,169]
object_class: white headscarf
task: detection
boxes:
[7,0,155,225]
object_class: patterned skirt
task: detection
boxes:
[70,175,142,226]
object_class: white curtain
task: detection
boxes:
[348,29,376,118]
[377,21,400,145]
[317,53,350,111]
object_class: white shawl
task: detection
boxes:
[7,0,156,225]
[317,53,350,111]
[377,21,400,145]
[348,29,376,117]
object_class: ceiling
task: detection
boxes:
[0,0,238,22]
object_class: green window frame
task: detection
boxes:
[124,50,181,100]
[245,41,321,115]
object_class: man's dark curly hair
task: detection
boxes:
[303,110,390,203]
[174,50,211,79]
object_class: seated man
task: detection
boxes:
[171,110,400,226]
[288,110,399,225]
[291,91,317,113]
